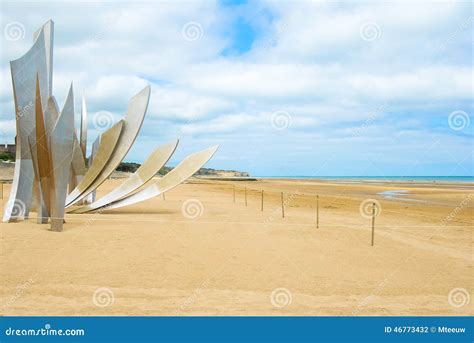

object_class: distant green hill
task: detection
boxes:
[0,152,14,162]
[116,162,249,177]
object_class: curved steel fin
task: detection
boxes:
[102,145,218,211]
[72,139,179,213]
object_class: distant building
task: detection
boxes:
[0,144,16,156]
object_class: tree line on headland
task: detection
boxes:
[116,162,249,177]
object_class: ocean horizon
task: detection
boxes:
[255,176,474,183]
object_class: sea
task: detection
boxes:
[256,176,474,183]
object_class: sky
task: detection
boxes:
[0,0,472,177]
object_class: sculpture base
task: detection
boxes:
[50,218,64,232]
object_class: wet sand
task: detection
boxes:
[1,178,472,316]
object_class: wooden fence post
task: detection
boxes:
[316,195,319,229]
[281,192,285,218]
[371,202,376,246]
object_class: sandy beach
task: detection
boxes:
[1,178,472,316]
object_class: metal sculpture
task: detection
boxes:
[2,20,219,231]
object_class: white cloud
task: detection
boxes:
[181,112,258,135]
[0,0,471,175]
